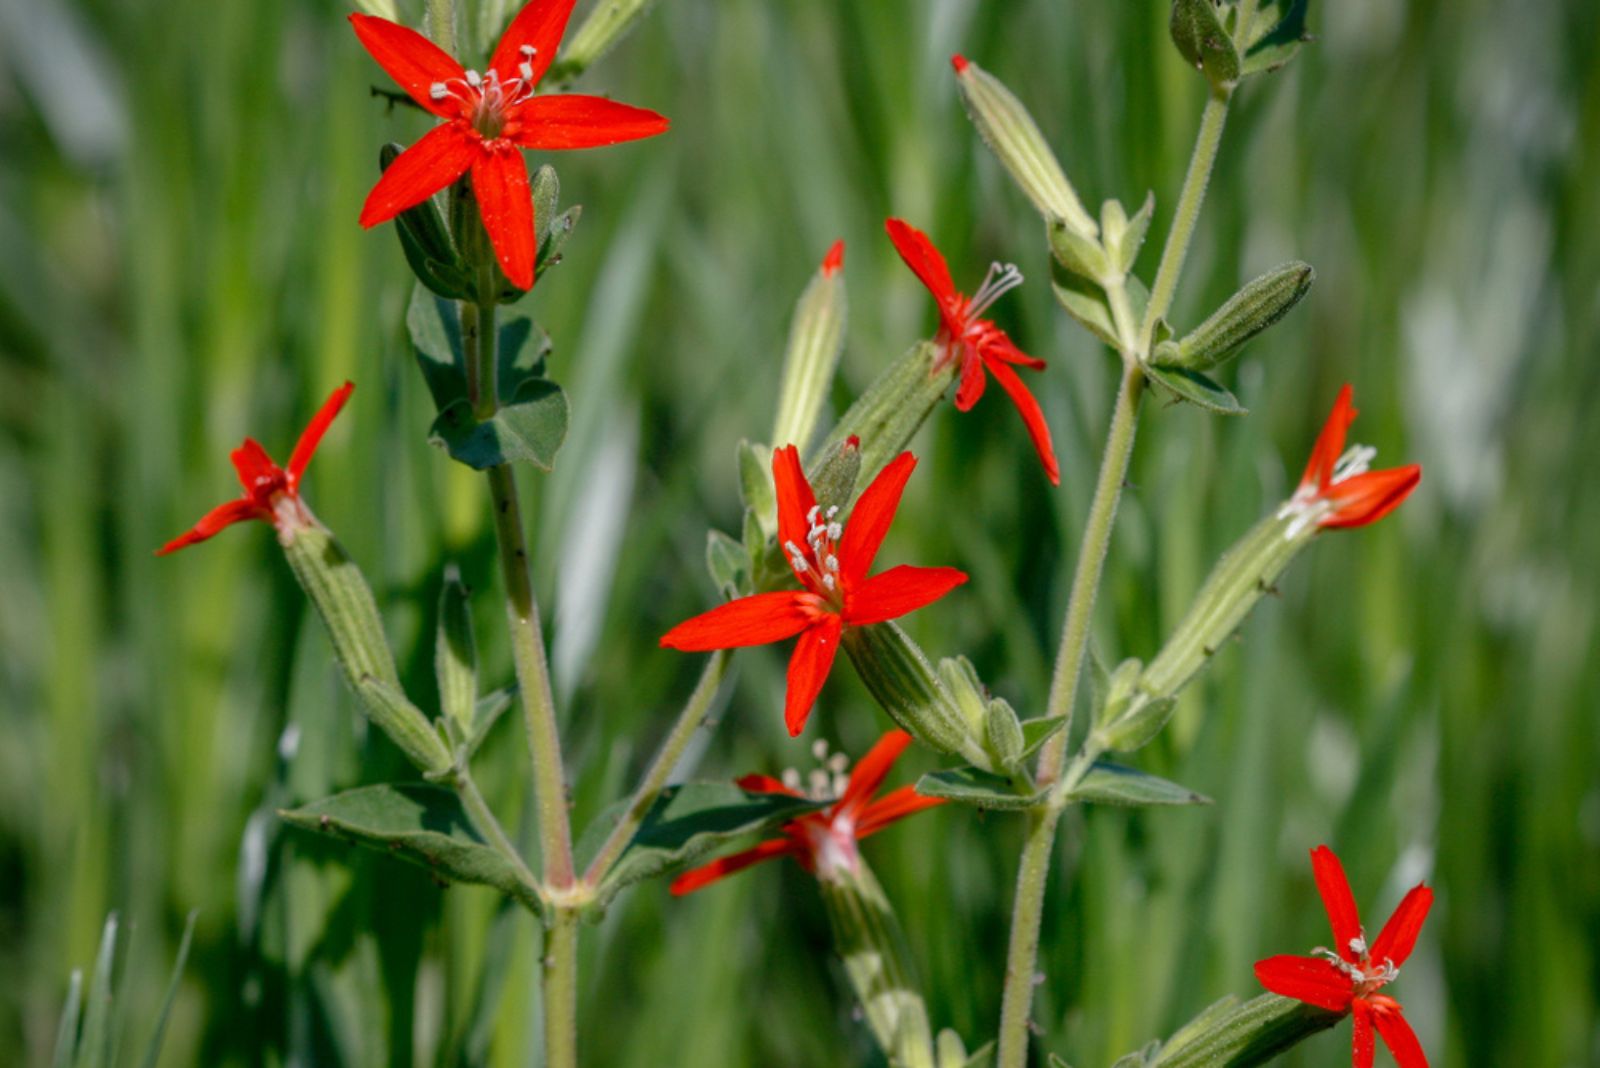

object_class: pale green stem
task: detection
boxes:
[454,765,544,903]
[997,84,1236,1066]
[581,650,731,886]
[1137,89,1232,356]
[1235,0,1262,44]
[542,913,580,1068]
[426,0,456,57]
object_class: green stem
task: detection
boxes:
[581,650,731,886]
[425,0,456,57]
[542,911,580,1068]
[454,765,544,903]
[1137,89,1232,356]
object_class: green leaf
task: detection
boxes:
[495,313,552,402]
[915,766,1045,810]
[436,565,477,737]
[468,685,515,757]
[588,783,825,912]
[1019,714,1069,758]
[136,909,197,1068]
[706,528,751,598]
[408,285,468,412]
[1065,762,1212,807]
[1240,0,1312,77]
[1099,695,1179,752]
[1050,261,1120,348]
[1146,365,1247,415]
[428,377,570,471]
[77,912,118,1068]
[1170,0,1242,87]
[1148,993,1340,1067]
[49,970,82,1068]
[280,784,540,909]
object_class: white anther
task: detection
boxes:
[1330,444,1377,485]
[812,739,830,761]
[429,82,448,100]
[520,44,537,57]
[827,753,849,774]
[832,772,850,796]
[1349,934,1368,957]
[781,768,803,792]
[808,768,832,798]
[826,523,842,540]
[807,505,822,524]
[826,505,839,518]
[822,574,836,591]
[465,69,482,87]
[824,554,839,573]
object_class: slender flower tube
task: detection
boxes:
[670,730,944,892]
[350,0,669,290]
[157,382,354,554]
[885,218,1059,483]
[1255,846,1433,1068]
[660,446,966,735]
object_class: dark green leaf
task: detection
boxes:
[1146,365,1247,415]
[408,285,468,411]
[495,314,552,402]
[1241,0,1312,77]
[428,377,570,471]
[915,766,1045,810]
[280,784,540,909]
[1066,762,1212,807]
[588,783,825,912]
[1169,0,1241,87]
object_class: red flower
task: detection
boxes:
[350,0,669,290]
[157,383,354,555]
[884,218,1059,484]
[1255,846,1433,1068]
[1279,384,1421,537]
[660,445,966,736]
[670,729,944,893]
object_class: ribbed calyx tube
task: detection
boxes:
[817,859,936,1068]
[842,622,992,770]
[813,341,956,485]
[1138,511,1313,702]
[283,526,453,774]
[771,248,848,451]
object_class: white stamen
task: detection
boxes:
[519,61,535,81]
[811,739,830,761]
[826,522,842,540]
[822,574,836,591]
[807,505,822,525]
[465,68,482,87]
[1330,444,1377,485]
[781,768,803,792]
[808,768,832,798]
[826,505,839,518]
[1349,934,1368,957]
[824,554,839,573]
[827,753,849,773]
[429,82,448,100]
[966,261,1025,318]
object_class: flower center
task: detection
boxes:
[430,45,540,138]
[783,503,844,601]
[1276,442,1379,539]
[1312,940,1399,997]
[780,738,853,800]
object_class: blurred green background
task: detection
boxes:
[1,0,1596,1064]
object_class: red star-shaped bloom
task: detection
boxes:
[670,730,944,893]
[157,382,353,555]
[1279,384,1421,537]
[350,0,669,290]
[1255,846,1433,1068]
[884,218,1059,484]
[660,445,967,736]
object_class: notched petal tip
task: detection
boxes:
[821,239,845,276]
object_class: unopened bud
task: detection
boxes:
[937,655,990,737]
[1169,0,1241,90]
[953,55,1097,238]
[1047,220,1114,284]
[544,0,657,83]
[984,697,1026,769]
[1102,192,1155,277]
[814,340,956,486]
[435,565,477,738]
[843,623,993,770]
[772,241,848,451]
[1154,262,1315,371]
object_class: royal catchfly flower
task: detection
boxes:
[350,0,669,290]
[157,382,354,555]
[884,218,1059,484]
[670,730,944,893]
[1278,384,1422,538]
[660,445,966,736]
[1255,845,1433,1068]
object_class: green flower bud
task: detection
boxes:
[772,241,849,453]
[1153,262,1314,371]
[843,623,992,770]
[814,340,956,487]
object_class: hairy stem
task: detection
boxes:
[542,911,580,1068]
[454,765,543,903]
[581,650,731,886]
[425,0,456,57]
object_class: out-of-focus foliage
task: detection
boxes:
[0,0,1594,1064]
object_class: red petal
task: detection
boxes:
[1301,383,1357,494]
[1352,1000,1376,1068]
[511,95,670,150]
[1371,1000,1429,1068]
[783,615,842,736]
[953,349,987,411]
[986,358,1060,485]
[856,785,945,838]
[1321,466,1422,530]
[471,147,536,291]
[772,445,819,566]
[348,13,465,118]
[983,329,1047,370]
[489,0,578,85]
[669,838,796,895]
[885,218,958,306]
[287,382,354,484]
[736,773,800,797]
[821,240,845,276]
[838,451,916,588]
[836,730,913,813]
[659,591,817,651]
[1369,883,1433,970]
[846,565,967,627]
[1311,845,1365,964]
[360,122,478,228]
[230,439,280,496]
[1253,955,1355,1013]
[155,499,263,556]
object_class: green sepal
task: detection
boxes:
[1019,715,1069,758]
[1144,993,1340,1067]
[842,623,994,770]
[1239,0,1312,77]
[1155,262,1314,371]
[529,165,581,292]
[955,1039,996,1068]
[428,376,571,471]
[1170,0,1241,88]
[983,697,1026,770]
[1097,694,1179,753]
[466,685,515,758]
[354,675,455,776]
[936,1030,994,1068]
[915,766,1045,810]
[813,340,956,487]
[706,528,752,598]
[435,565,477,738]
[1048,219,1114,284]
[737,439,777,538]
[1064,762,1212,807]
[1146,365,1247,415]
[381,144,474,300]
[1102,192,1155,276]
[580,783,825,914]
[281,784,542,911]
[1051,267,1120,348]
